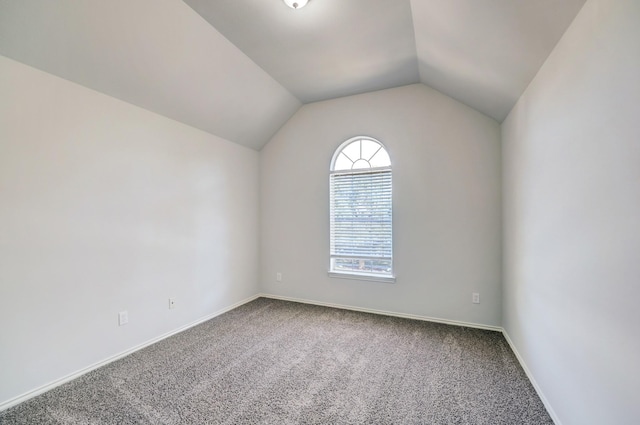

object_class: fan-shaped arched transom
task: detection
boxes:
[331,137,391,171]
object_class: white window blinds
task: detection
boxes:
[329,137,393,280]
[330,168,393,277]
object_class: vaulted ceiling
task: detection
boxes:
[0,0,586,150]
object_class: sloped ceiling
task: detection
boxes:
[0,0,586,150]
[184,0,420,103]
[0,0,301,150]
[411,0,588,121]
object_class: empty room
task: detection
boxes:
[0,0,638,424]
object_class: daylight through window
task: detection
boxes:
[329,137,394,282]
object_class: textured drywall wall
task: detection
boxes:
[0,55,259,405]
[502,0,640,423]
[260,84,502,327]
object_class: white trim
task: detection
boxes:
[259,293,501,332]
[0,294,261,412]
[501,330,562,425]
[330,165,391,176]
[1,292,559,425]
[327,271,396,283]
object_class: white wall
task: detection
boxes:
[260,84,502,327]
[0,55,259,406]
[502,0,640,423]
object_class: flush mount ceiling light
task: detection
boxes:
[284,0,309,9]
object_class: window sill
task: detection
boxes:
[328,271,396,283]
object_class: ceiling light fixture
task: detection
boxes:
[283,0,308,9]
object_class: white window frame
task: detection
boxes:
[328,136,395,283]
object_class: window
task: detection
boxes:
[329,136,394,282]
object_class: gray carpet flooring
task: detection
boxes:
[0,298,553,424]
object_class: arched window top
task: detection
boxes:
[331,136,391,171]
[329,136,394,282]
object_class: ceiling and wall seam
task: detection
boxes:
[0,0,587,148]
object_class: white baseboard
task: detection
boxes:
[2,293,560,425]
[501,330,562,425]
[259,293,503,332]
[0,294,261,412]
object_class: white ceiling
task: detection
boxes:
[0,0,587,149]
[0,0,300,150]
[411,0,587,121]
[184,0,420,103]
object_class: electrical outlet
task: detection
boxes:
[169,298,175,309]
[118,311,129,326]
[472,293,480,304]
[276,272,282,282]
